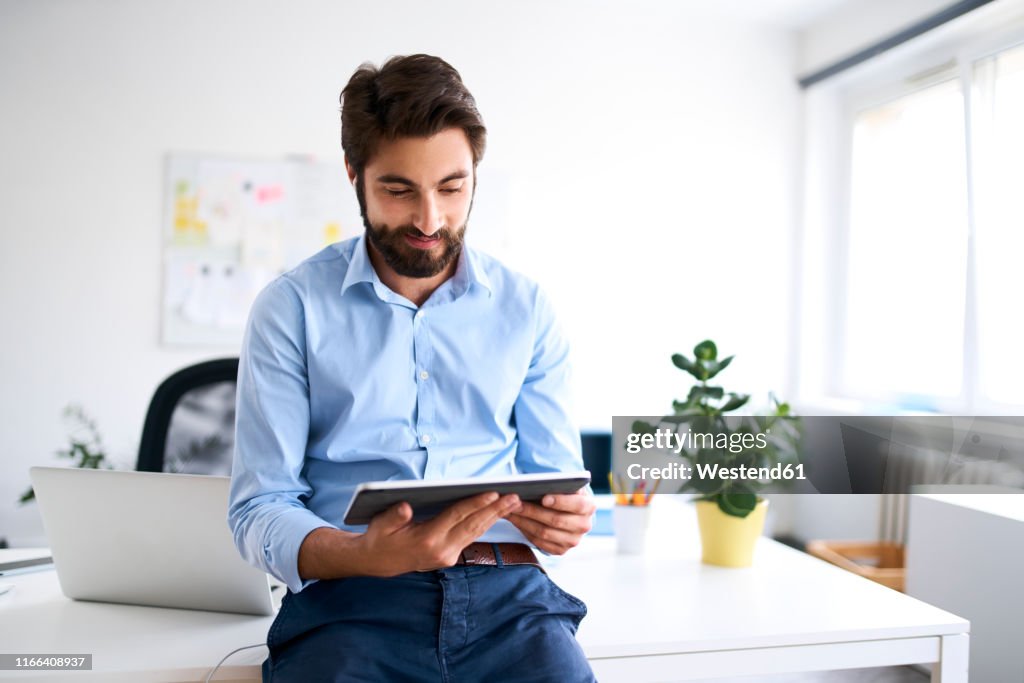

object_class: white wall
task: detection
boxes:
[0,0,801,545]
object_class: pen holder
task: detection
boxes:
[613,504,651,554]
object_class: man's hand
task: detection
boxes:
[505,489,595,555]
[298,492,520,581]
[356,492,523,576]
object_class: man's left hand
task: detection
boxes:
[505,489,596,555]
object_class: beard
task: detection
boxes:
[363,217,466,278]
[356,174,471,278]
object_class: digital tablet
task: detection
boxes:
[342,471,592,526]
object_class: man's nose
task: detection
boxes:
[413,193,443,235]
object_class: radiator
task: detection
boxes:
[877,425,1024,544]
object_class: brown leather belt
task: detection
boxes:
[457,542,544,572]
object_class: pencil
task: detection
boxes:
[646,478,661,504]
[611,473,629,505]
[632,480,646,506]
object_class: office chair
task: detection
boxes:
[137,358,239,475]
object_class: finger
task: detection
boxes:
[402,495,519,570]
[431,491,502,528]
[539,492,596,515]
[445,494,521,543]
[507,510,591,541]
[513,501,592,533]
[506,513,582,553]
[369,501,413,535]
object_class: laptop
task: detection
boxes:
[29,467,276,616]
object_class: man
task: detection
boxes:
[228,54,596,682]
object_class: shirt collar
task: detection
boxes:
[339,233,379,297]
[339,232,493,300]
[455,244,493,298]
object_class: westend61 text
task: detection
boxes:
[626,462,807,482]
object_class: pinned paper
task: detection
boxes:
[162,153,360,346]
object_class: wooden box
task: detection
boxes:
[806,540,906,592]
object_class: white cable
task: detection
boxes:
[204,642,267,683]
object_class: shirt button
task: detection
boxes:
[422,434,432,444]
[419,370,429,380]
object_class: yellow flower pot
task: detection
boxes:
[696,498,769,567]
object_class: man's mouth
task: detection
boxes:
[404,233,442,250]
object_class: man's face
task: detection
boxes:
[353,128,475,279]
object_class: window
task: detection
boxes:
[843,77,968,402]
[973,43,1024,407]
[833,39,1024,412]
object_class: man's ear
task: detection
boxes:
[344,157,357,186]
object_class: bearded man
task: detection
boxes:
[228,53,596,682]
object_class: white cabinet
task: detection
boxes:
[906,493,1024,682]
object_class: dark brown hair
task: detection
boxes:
[340,54,487,177]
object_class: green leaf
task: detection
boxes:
[671,353,693,371]
[694,340,717,361]
[716,495,742,516]
[718,491,757,518]
[719,393,750,412]
[660,414,698,425]
[671,404,704,418]
[631,420,657,435]
[671,354,703,380]
[688,385,724,401]
[691,467,724,494]
[732,490,758,507]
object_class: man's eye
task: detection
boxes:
[440,187,463,194]
[385,188,410,198]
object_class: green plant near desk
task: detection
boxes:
[18,404,112,504]
[633,339,800,519]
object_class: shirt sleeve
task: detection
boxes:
[227,277,337,594]
[512,286,590,489]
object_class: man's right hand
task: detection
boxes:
[358,492,522,576]
[297,492,522,582]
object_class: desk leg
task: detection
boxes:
[931,633,969,683]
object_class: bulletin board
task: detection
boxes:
[161,153,359,346]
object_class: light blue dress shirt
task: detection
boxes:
[228,235,584,593]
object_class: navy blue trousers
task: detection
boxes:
[262,561,596,682]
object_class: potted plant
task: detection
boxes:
[633,340,799,567]
[19,405,112,504]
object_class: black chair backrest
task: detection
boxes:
[137,358,239,474]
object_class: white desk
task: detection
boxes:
[0,566,278,682]
[0,499,969,682]
[560,537,968,681]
